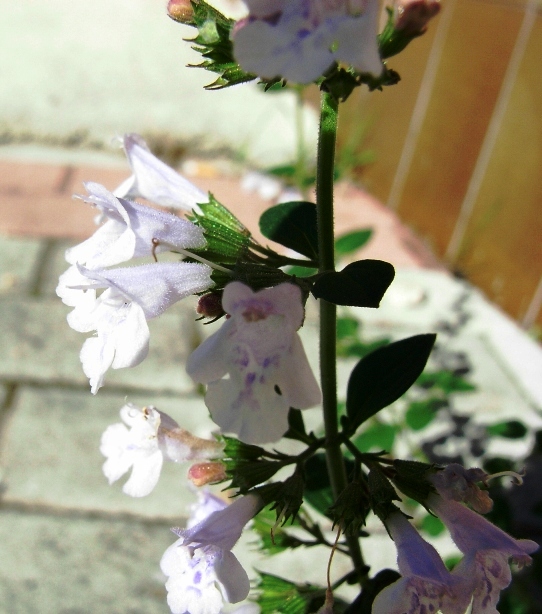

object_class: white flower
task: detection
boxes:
[186,282,321,444]
[114,133,207,211]
[160,494,261,614]
[100,404,223,497]
[67,182,206,269]
[57,261,213,393]
[233,0,383,84]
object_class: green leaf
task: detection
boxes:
[353,422,397,453]
[337,337,391,360]
[487,421,528,439]
[405,398,444,431]
[421,514,445,536]
[345,334,436,431]
[257,573,321,614]
[259,201,318,259]
[312,260,395,307]
[335,229,373,258]
[252,507,302,556]
[287,265,317,278]
[417,370,476,393]
[337,316,359,340]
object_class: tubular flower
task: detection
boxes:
[160,494,262,614]
[186,281,321,444]
[66,182,206,269]
[100,404,223,497]
[428,493,539,614]
[114,133,207,212]
[232,0,383,84]
[57,261,213,393]
[372,512,470,614]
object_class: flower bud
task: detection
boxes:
[395,0,441,36]
[188,461,227,486]
[197,291,224,319]
[167,0,194,24]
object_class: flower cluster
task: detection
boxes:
[376,464,539,614]
[56,135,215,393]
[160,491,262,614]
[233,0,383,84]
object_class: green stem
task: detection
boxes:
[316,91,367,584]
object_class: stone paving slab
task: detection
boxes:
[0,235,45,295]
[0,0,318,168]
[0,387,217,520]
[0,510,173,614]
[0,296,198,394]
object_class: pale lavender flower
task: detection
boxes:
[428,493,539,613]
[160,494,261,614]
[57,262,213,393]
[186,282,321,444]
[114,133,207,211]
[100,404,223,497]
[233,0,383,84]
[67,182,206,269]
[372,511,470,614]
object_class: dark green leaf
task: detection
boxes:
[312,260,395,307]
[487,421,528,439]
[283,408,311,443]
[259,201,318,259]
[335,229,373,258]
[405,398,444,431]
[257,573,321,614]
[353,422,397,453]
[346,334,437,431]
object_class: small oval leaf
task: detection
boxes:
[346,334,437,430]
[312,260,395,307]
[259,201,318,259]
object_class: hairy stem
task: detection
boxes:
[316,91,367,583]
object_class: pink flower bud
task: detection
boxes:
[167,0,194,23]
[188,461,227,486]
[395,0,441,36]
[197,291,225,319]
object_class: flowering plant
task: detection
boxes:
[57,1,539,613]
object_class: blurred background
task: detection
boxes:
[2,0,542,331]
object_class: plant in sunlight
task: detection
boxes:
[57,1,538,613]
